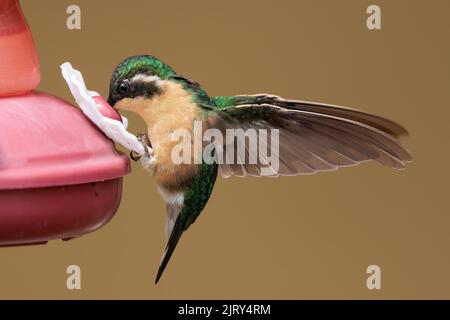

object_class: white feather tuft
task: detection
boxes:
[157,186,184,239]
[130,74,164,89]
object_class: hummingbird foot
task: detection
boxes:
[130,133,152,159]
[133,132,156,174]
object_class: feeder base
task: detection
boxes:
[0,178,123,246]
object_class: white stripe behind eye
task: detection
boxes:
[130,74,164,89]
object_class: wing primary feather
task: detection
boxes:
[233,94,409,137]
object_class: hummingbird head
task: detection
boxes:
[107,55,176,112]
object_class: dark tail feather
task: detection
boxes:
[155,217,185,284]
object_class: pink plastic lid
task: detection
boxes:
[0,92,130,189]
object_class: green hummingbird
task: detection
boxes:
[107,55,412,283]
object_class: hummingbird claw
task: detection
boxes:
[130,150,141,161]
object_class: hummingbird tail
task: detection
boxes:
[155,216,185,284]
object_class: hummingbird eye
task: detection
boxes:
[117,80,129,95]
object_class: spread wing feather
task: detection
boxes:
[209,95,412,178]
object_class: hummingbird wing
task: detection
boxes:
[155,163,218,284]
[208,94,412,178]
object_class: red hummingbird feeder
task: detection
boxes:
[0,0,130,246]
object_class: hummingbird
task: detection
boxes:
[107,55,412,283]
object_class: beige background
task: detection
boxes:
[0,0,448,299]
